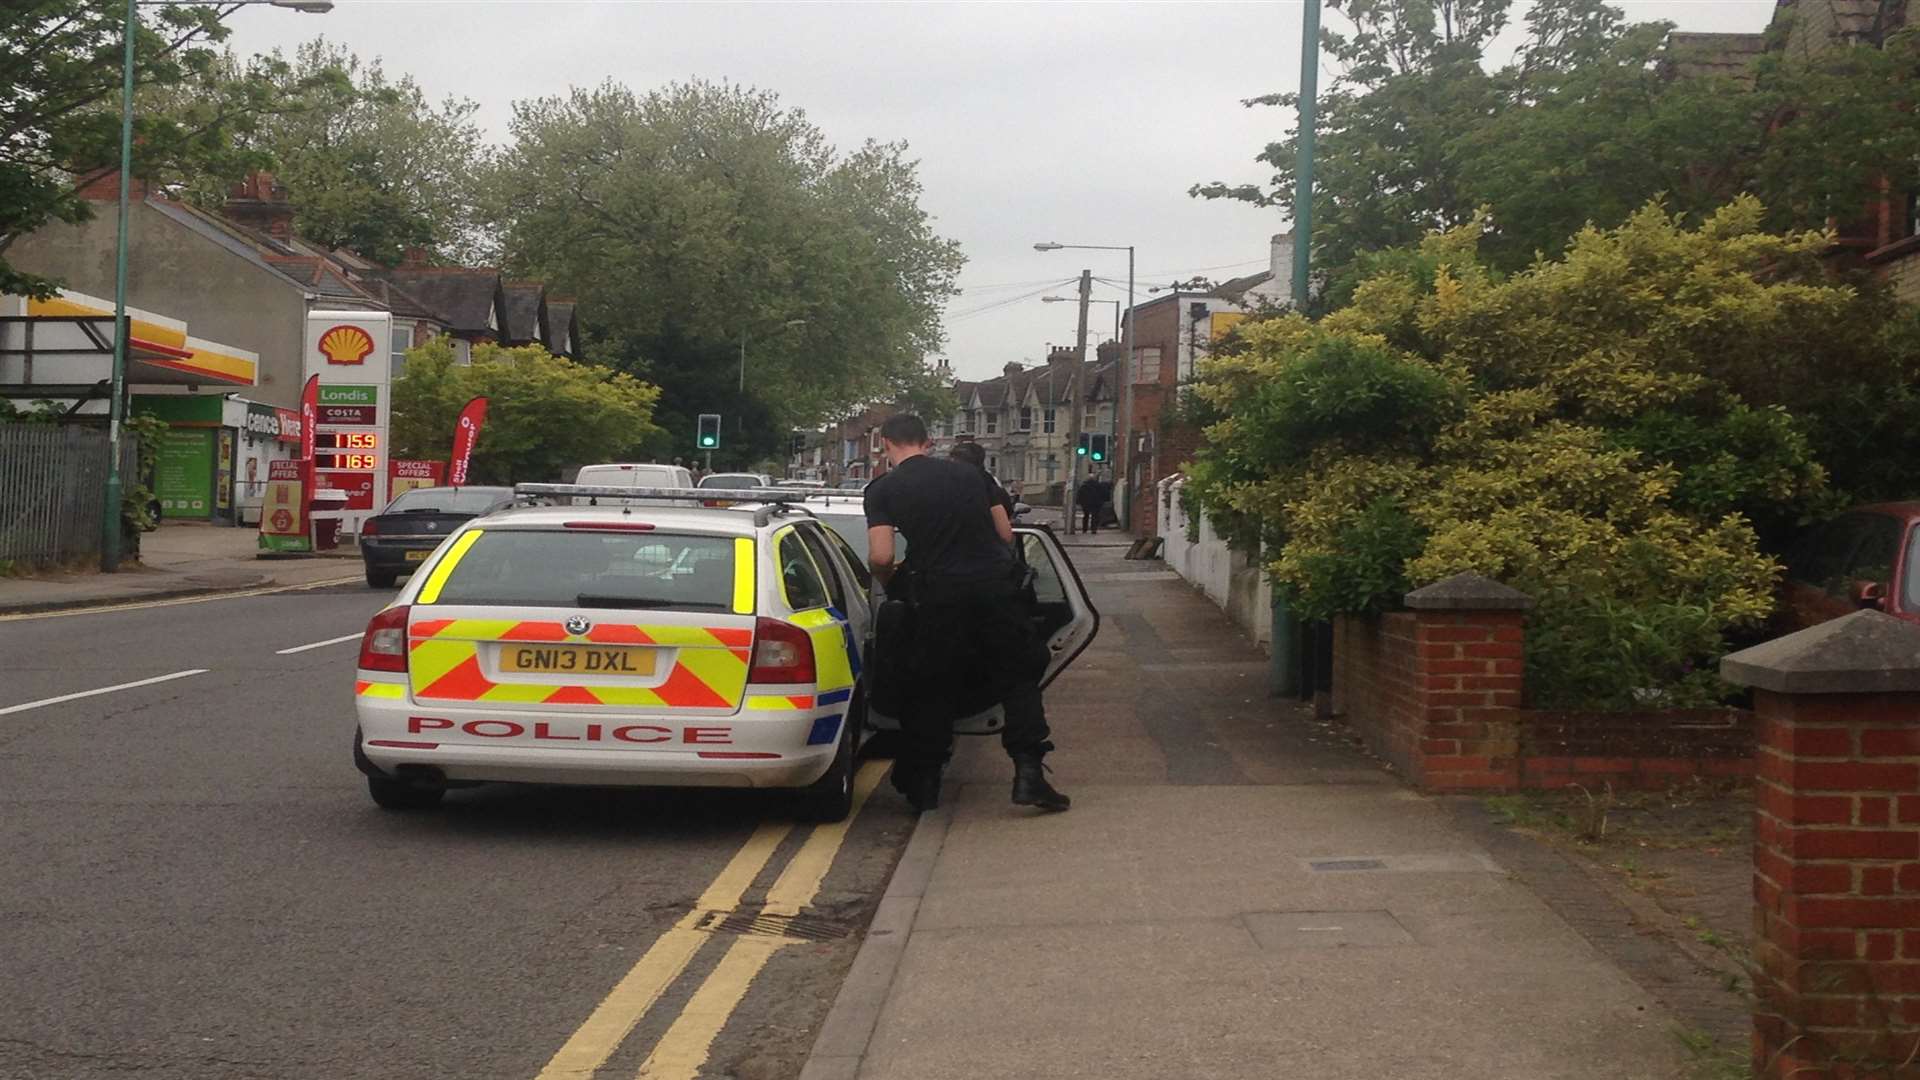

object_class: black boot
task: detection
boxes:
[892,764,941,813]
[1011,754,1070,812]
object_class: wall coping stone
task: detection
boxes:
[1404,572,1533,611]
[1720,609,1920,694]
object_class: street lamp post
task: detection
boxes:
[102,0,330,572]
[1034,242,1134,528]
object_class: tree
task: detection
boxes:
[484,80,963,436]
[1194,0,1920,285]
[390,339,662,485]
[0,1,298,297]
[173,40,487,265]
[1185,200,1920,708]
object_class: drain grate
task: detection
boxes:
[1309,858,1387,872]
[693,907,854,943]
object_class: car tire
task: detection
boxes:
[365,566,397,589]
[795,705,860,823]
[367,775,444,811]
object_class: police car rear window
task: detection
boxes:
[429,531,738,610]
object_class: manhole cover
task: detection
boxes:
[693,907,853,943]
[1242,910,1414,950]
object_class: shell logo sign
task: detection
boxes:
[318,324,377,365]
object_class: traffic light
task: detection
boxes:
[1075,433,1089,457]
[1089,434,1108,463]
[697,413,721,449]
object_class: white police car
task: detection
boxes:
[351,483,1098,820]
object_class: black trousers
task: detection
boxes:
[900,576,1053,771]
[1080,504,1100,531]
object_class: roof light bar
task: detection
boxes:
[515,483,851,503]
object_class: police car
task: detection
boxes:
[351,483,1098,820]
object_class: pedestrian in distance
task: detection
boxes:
[1076,474,1103,534]
[864,413,1071,815]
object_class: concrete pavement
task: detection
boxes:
[802,539,1700,1080]
[0,521,361,613]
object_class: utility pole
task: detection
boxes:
[1063,268,1091,535]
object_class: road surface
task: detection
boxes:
[0,582,914,1080]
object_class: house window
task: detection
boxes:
[1042,407,1056,434]
[1083,405,1098,429]
[960,411,974,434]
[390,326,412,380]
[1018,407,1032,431]
[988,454,998,473]
[985,412,998,435]
[1044,453,1058,481]
[453,339,473,366]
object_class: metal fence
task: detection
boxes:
[0,424,135,565]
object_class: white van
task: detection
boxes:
[569,463,696,505]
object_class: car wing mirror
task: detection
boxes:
[1855,581,1888,610]
[1012,502,1031,518]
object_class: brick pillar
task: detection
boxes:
[1721,611,1920,1079]
[1401,573,1531,790]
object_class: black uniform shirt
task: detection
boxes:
[864,454,1014,584]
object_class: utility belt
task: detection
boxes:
[894,558,1031,605]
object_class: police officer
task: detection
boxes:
[865,414,1070,814]
[948,441,1013,522]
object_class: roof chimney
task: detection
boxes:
[1047,345,1077,366]
[1269,231,1296,305]
[75,169,146,204]
[401,246,431,268]
[223,171,295,241]
[1003,362,1023,377]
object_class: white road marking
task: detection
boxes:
[274,632,363,655]
[0,669,208,716]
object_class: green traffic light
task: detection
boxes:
[700,436,715,447]
[1076,446,1087,456]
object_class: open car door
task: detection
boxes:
[1015,526,1100,689]
[866,525,1100,736]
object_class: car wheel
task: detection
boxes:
[795,707,858,823]
[367,775,444,811]
[365,566,397,589]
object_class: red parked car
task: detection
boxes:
[1779,503,1920,630]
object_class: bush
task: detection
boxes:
[1182,199,1904,708]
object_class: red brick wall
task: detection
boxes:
[1334,610,1755,793]
[1749,689,1920,1078]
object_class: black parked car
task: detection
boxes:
[359,486,515,588]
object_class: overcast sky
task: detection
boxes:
[222,0,1776,383]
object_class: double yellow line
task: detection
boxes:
[538,760,888,1080]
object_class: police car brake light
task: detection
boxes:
[359,605,411,673]
[748,617,815,684]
